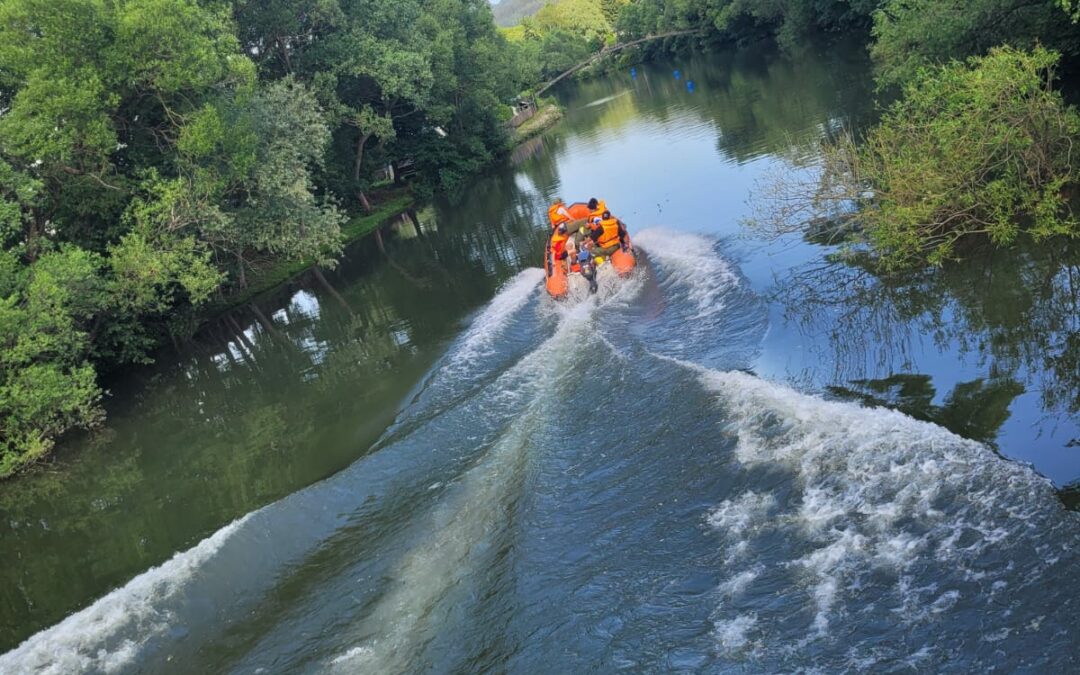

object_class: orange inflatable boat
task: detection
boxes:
[544,202,636,299]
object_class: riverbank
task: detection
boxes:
[513,104,564,144]
[0,188,416,481]
[204,102,567,317]
[206,100,567,317]
[203,189,416,315]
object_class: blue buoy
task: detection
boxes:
[630,67,637,80]
[687,80,695,92]
[673,69,681,80]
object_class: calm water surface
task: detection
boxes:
[2,44,1078,673]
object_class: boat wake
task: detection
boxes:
[4,230,1078,674]
[690,362,1080,670]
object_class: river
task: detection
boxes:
[2,43,1079,673]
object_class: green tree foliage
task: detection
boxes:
[492,0,549,27]
[533,0,615,43]
[757,47,1080,270]
[612,0,1080,85]
[235,0,524,199]
[848,47,1080,268]
[501,0,623,81]
[164,77,345,271]
[871,0,1080,85]
[0,0,531,474]
[615,0,878,50]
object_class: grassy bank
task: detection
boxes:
[205,189,416,314]
[514,104,565,144]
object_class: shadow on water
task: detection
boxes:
[828,374,1025,447]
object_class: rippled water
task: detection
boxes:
[3,43,1079,673]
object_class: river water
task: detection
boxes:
[2,44,1079,673]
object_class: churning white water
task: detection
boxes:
[4,231,1078,674]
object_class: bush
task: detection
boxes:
[870,0,1080,87]
[798,47,1080,269]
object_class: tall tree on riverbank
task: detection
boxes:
[0,0,343,474]
[234,0,524,201]
[871,0,1080,85]
[616,0,878,51]
[0,0,529,476]
[752,47,1080,269]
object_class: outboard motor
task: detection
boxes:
[577,249,598,294]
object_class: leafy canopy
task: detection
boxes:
[829,47,1080,269]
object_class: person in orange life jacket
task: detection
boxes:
[588,210,627,257]
[550,222,571,264]
[548,198,572,229]
[549,215,590,265]
[587,197,607,221]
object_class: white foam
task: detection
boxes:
[327,314,591,674]
[0,515,252,675]
[713,614,757,652]
[717,565,763,599]
[547,257,646,314]
[632,229,739,321]
[447,268,543,371]
[791,530,866,635]
[706,491,776,533]
[930,589,961,613]
[682,364,1068,648]
[329,646,373,665]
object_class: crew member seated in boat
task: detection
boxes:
[550,222,570,265]
[590,210,628,257]
[576,239,599,293]
[564,228,578,266]
[565,226,594,271]
[587,197,608,221]
[547,198,572,230]
[550,219,585,265]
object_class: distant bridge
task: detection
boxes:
[534,29,705,97]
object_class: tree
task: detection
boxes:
[161,76,345,279]
[871,0,1080,85]
[754,47,1080,269]
[0,0,344,473]
[0,0,536,474]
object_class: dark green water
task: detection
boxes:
[1,44,1078,673]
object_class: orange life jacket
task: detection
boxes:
[547,203,570,229]
[597,217,621,248]
[550,228,569,258]
[589,200,608,221]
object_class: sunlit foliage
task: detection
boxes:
[753,47,1080,269]
[0,0,525,474]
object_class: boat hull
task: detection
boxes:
[544,234,636,299]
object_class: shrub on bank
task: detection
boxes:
[826,46,1080,269]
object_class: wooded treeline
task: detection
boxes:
[512,0,1080,87]
[5,0,1080,474]
[0,0,532,474]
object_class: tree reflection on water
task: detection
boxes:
[772,237,1080,505]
